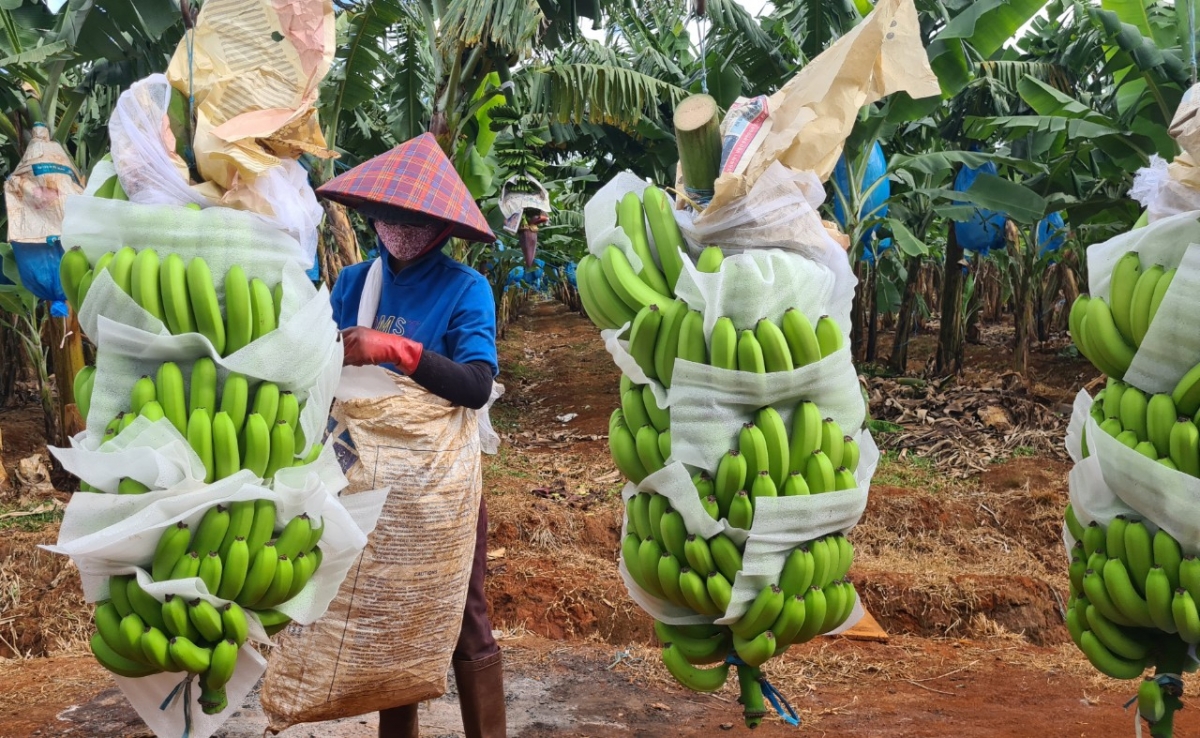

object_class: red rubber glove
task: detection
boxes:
[341,327,423,374]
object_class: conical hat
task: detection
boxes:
[316,133,494,243]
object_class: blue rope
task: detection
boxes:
[724,655,801,728]
[159,673,196,738]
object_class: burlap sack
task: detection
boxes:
[260,371,483,730]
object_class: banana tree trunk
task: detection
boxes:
[865,262,879,363]
[47,312,85,445]
[851,260,866,360]
[888,255,922,374]
[935,226,966,376]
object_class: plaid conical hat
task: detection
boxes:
[316,133,495,243]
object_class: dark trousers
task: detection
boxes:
[454,495,498,662]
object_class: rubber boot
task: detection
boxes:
[453,651,506,738]
[378,703,419,738]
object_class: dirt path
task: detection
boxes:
[3,298,1200,737]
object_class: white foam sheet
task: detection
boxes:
[1084,212,1200,394]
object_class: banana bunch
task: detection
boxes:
[82,358,317,493]
[1081,376,1200,476]
[630,521,856,708]
[59,246,284,357]
[1069,251,1175,381]
[574,187,845,388]
[1062,505,1200,687]
[582,185,865,725]
[89,502,321,713]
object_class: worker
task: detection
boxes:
[317,133,505,738]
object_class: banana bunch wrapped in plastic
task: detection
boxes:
[579,182,873,727]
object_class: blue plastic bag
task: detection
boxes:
[10,238,69,316]
[952,162,1007,256]
[1037,212,1067,256]
[831,142,890,252]
[862,237,894,266]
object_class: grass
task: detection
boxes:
[0,503,62,533]
[872,449,961,494]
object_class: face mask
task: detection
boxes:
[375,220,444,261]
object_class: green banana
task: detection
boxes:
[782,471,810,496]
[738,422,769,478]
[1102,559,1154,627]
[710,317,738,370]
[274,513,314,560]
[732,630,776,668]
[1119,387,1149,443]
[91,632,159,678]
[168,636,212,674]
[160,253,196,335]
[642,187,687,292]
[576,255,626,329]
[647,494,671,548]
[1148,393,1178,458]
[706,571,733,612]
[715,450,747,515]
[679,567,721,616]
[139,626,177,672]
[628,304,664,380]
[732,585,785,640]
[1108,251,1142,346]
[794,586,829,643]
[198,551,223,594]
[736,330,765,373]
[220,602,249,646]
[1138,677,1166,725]
[170,550,201,580]
[223,265,253,355]
[107,246,137,295]
[59,247,90,313]
[659,509,688,562]
[252,555,294,609]
[695,246,724,273]
[617,191,672,296]
[1085,297,1134,379]
[1129,264,1165,347]
[728,490,754,530]
[1154,530,1183,591]
[750,470,777,502]
[653,300,687,386]
[126,578,167,631]
[677,309,707,365]
[1124,520,1155,592]
[661,645,730,692]
[781,308,822,367]
[755,318,794,373]
[635,424,666,475]
[755,406,790,487]
[780,546,815,597]
[245,499,277,555]
[157,362,188,436]
[709,534,743,582]
[152,522,191,582]
[1175,588,1200,643]
[191,504,230,558]
[789,400,823,473]
[1173,362,1200,419]
[187,256,226,354]
[265,419,295,478]
[600,245,672,314]
[1079,630,1146,680]
[805,450,835,494]
[642,385,670,433]
[1145,566,1178,634]
[249,278,277,340]
[684,534,716,576]
[205,639,239,690]
[657,553,688,607]
[130,248,165,321]
[815,316,843,357]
